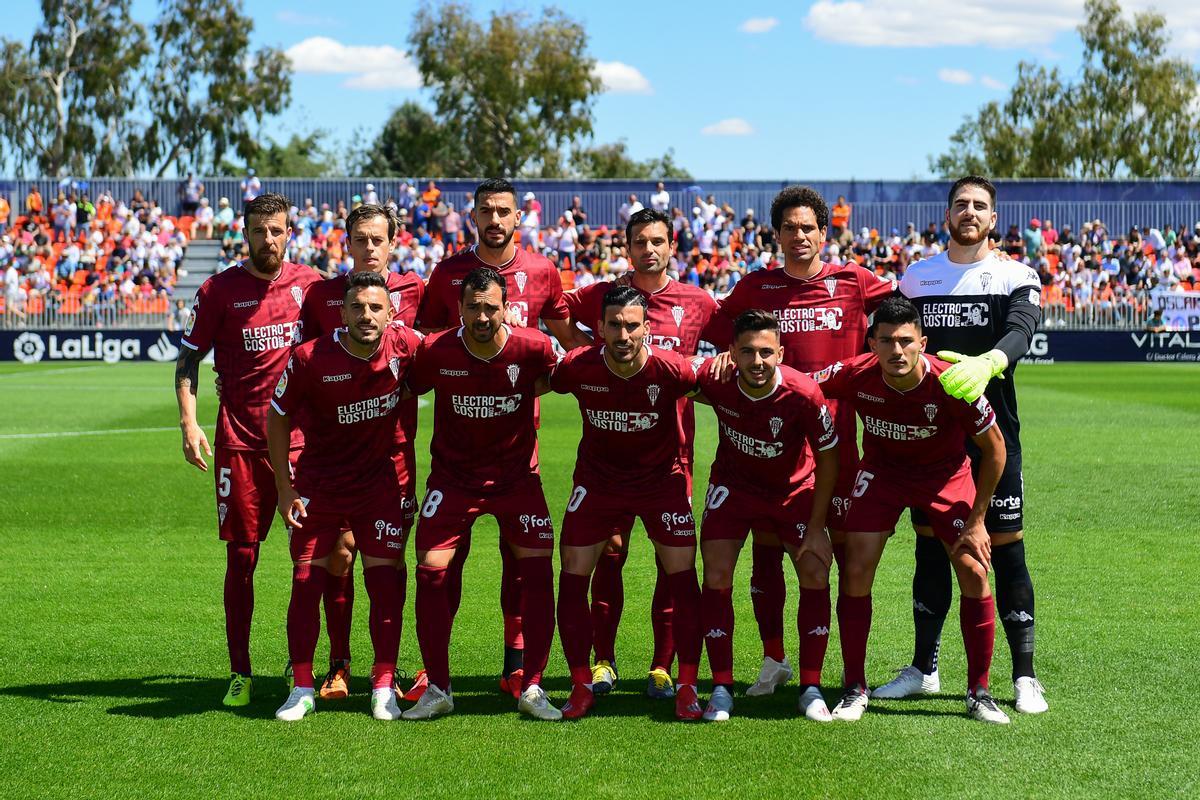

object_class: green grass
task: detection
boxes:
[0,361,1198,799]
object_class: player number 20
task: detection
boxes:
[705,485,730,510]
[421,490,444,519]
[851,470,875,498]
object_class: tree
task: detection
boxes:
[931,0,1200,178]
[361,102,468,177]
[407,2,601,177]
[571,140,692,180]
[221,130,342,178]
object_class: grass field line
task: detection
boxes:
[0,364,110,379]
[0,425,214,440]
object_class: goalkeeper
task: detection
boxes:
[884,175,1047,715]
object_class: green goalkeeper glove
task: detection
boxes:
[936,349,1007,402]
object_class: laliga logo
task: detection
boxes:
[148,332,179,362]
[14,331,143,363]
[13,332,46,364]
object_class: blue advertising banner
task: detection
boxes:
[1021,330,1200,364]
[2,329,184,363]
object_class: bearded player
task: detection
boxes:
[814,297,1010,724]
[882,175,1047,715]
[562,207,719,699]
[403,267,562,722]
[268,271,421,721]
[174,192,318,708]
[701,186,894,696]
[693,309,840,722]
[551,286,705,721]
[415,178,588,697]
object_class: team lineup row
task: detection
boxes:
[173,178,1049,725]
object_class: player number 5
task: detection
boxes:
[851,469,875,498]
[217,467,232,498]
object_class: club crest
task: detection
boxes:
[769,416,783,437]
[218,502,228,525]
[514,270,528,293]
[390,291,403,312]
[671,304,685,329]
[389,357,401,380]
[506,364,520,387]
[291,286,304,308]
[824,277,838,298]
[924,403,939,421]
[647,384,661,404]
[979,271,992,292]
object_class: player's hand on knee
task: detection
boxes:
[798,526,833,570]
[180,424,211,471]
[952,525,991,572]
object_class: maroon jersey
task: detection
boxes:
[406,326,558,492]
[704,263,895,372]
[698,363,838,502]
[300,270,425,338]
[270,325,420,497]
[550,345,697,487]
[564,278,718,355]
[182,261,319,451]
[816,353,997,477]
[415,246,568,330]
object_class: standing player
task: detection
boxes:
[881,175,1047,714]
[296,204,424,700]
[403,267,562,722]
[174,193,318,707]
[550,286,705,721]
[268,271,421,721]
[694,310,840,722]
[416,178,588,696]
[814,296,1010,724]
[562,207,719,699]
[701,186,895,696]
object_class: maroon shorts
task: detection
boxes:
[561,473,695,548]
[288,474,410,562]
[700,483,816,548]
[827,404,860,530]
[842,460,976,545]
[214,446,296,543]
[391,443,418,530]
[414,474,554,552]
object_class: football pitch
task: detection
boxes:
[1,360,1197,799]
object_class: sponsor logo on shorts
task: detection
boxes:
[518,513,552,535]
[795,522,807,538]
[998,512,1021,520]
[831,496,847,516]
[863,415,937,441]
[585,409,658,432]
[322,373,352,382]
[233,300,259,309]
[990,495,1022,510]
[661,510,694,536]
[374,519,405,540]
[953,519,965,529]
[452,393,522,418]
[439,368,469,376]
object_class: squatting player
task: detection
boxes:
[174,193,318,707]
[268,271,420,721]
[415,178,588,697]
[815,297,1011,724]
[562,207,719,699]
[694,310,839,722]
[701,186,894,696]
[296,204,424,700]
[550,286,705,721]
[883,175,1047,715]
[403,267,562,722]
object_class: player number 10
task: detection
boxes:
[705,484,729,510]
[851,470,875,498]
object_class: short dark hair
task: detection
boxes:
[626,207,671,243]
[947,175,996,210]
[770,185,829,232]
[601,285,647,319]
[870,296,922,334]
[243,192,289,225]
[461,266,507,303]
[474,178,517,206]
[732,309,780,340]
[346,203,396,240]
[346,270,388,296]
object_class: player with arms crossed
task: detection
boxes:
[174,192,318,707]
[403,267,563,722]
[815,297,1010,724]
[694,310,840,722]
[551,286,705,721]
[295,204,424,701]
[268,271,421,721]
[882,175,1047,714]
[562,207,719,699]
[701,186,895,696]
[415,178,588,697]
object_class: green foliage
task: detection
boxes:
[931,0,1200,178]
[220,131,342,179]
[360,102,469,178]
[571,140,692,180]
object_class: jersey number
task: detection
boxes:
[705,485,730,510]
[851,470,875,499]
[566,486,587,513]
[217,468,232,498]
[421,490,444,519]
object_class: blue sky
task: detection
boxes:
[10,1,1199,178]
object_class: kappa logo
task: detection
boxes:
[507,363,520,387]
[218,502,229,525]
[647,384,661,404]
[824,277,837,299]
[924,403,939,422]
[1003,610,1034,623]
[807,626,830,636]
[979,271,992,292]
[389,357,401,380]
[705,629,729,639]
[671,304,685,329]
[514,270,528,293]
[769,416,783,437]
[290,286,304,308]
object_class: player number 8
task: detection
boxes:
[851,469,875,498]
[421,490,444,519]
[705,484,729,510]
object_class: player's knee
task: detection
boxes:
[841,556,874,594]
[797,554,830,589]
[990,530,1024,547]
[326,547,355,576]
[703,564,734,590]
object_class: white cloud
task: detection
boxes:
[701,117,755,136]
[594,61,653,94]
[980,75,1007,90]
[739,17,780,34]
[276,10,340,27]
[938,68,974,85]
[284,36,421,90]
[803,0,1200,52]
